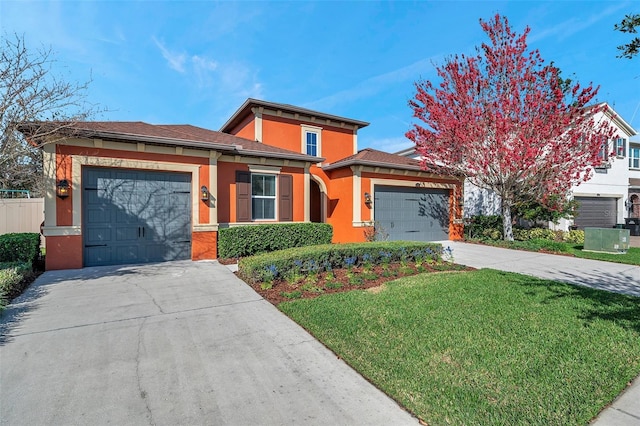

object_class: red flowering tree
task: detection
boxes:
[407,14,615,240]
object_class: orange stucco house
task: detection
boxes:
[21,99,463,270]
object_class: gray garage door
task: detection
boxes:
[574,196,617,229]
[374,185,449,241]
[83,168,192,266]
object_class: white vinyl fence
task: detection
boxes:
[0,198,44,235]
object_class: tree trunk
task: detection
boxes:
[502,201,514,241]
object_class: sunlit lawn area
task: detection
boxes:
[469,238,640,266]
[280,269,640,426]
[570,245,640,265]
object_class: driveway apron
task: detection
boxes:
[0,261,417,425]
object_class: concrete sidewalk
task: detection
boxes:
[0,260,417,425]
[441,241,640,426]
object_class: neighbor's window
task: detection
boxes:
[251,174,276,220]
[597,138,609,161]
[630,146,640,169]
[301,125,322,157]
[616,138,626,157]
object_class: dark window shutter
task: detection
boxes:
[236,171,251,222]
[279,174,293,222]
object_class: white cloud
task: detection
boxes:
[153,37,186,73]
[304,55,439,111]
[192,55,218,87]
[528,2,627,44]
[363,136,413,153]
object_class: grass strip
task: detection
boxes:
[280,269,640,426]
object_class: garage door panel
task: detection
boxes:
[83,168,192,267]
[85,226,112,244]
[574,197,617,229]
[85,246,112,266]
[374,186,449,242]
[115,245,141,263]
[115,226,139,242]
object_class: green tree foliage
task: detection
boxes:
[615,14,640,59]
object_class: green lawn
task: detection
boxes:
[570,245,640,264]
[471,238,640,266]
[280,269,640,426]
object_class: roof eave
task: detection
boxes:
[83,131,325,162]
[220,98,370,133]
[322,159,422,172]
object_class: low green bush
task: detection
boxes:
[565,230,585,244]
[513,228,585,244]
[508,239,571,253]
[464,215,503,240]
[218,223,333,258]
[238,241,446,284]
[0,233,41,264]
[0,262,33,309]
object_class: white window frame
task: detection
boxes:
[301,125,322,157]
[597,139,610,162]
[616,137,626,158]
[630,146,640,170]
[251,173,277,220]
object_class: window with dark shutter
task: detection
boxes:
[236,171,251,222]
[279,174,293,222]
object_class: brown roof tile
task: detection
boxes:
[18,121,323,162]
[322,148,459,176]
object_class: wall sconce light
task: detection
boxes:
[200,185,209,201]
[56,179,69,198]
[364,192,372,204]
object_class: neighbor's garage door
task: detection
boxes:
[374,185,449,241]
[574,196,617,229]
[83,167,192,266]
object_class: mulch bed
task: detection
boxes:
[240,262,473,305]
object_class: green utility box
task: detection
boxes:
[584,227,630,254]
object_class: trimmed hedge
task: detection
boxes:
[0,262,34,309]
[464,215,503,240]
[238,241,447,284]
[513,228,585,244]
[218,223,333,258]
[0,233,40,264]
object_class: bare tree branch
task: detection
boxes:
[1,32,101,195]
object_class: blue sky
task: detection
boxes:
[2,1,639,151]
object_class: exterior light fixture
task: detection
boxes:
[56,179,70,198]
[364,192,372,204]
[200,185,209,201]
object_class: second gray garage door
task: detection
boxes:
[574,196,617,229]
[83,167,192,267]
[374,185,449,241]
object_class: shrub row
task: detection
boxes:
[464,215,503,240]
[513,228,585,244]
[0,233,41,264]
[464,215,585,245]
[218,223,333,258]
[238,241,447,284]
[0,262,34,309]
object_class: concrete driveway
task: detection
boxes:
[0,261,417,425]
[443,241,640,297]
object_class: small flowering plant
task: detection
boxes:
[362,253,373,271]
[262,264,278,282]
[343,256,357,270]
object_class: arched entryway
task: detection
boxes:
[310,175,327,223]
[630,194,640,218]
